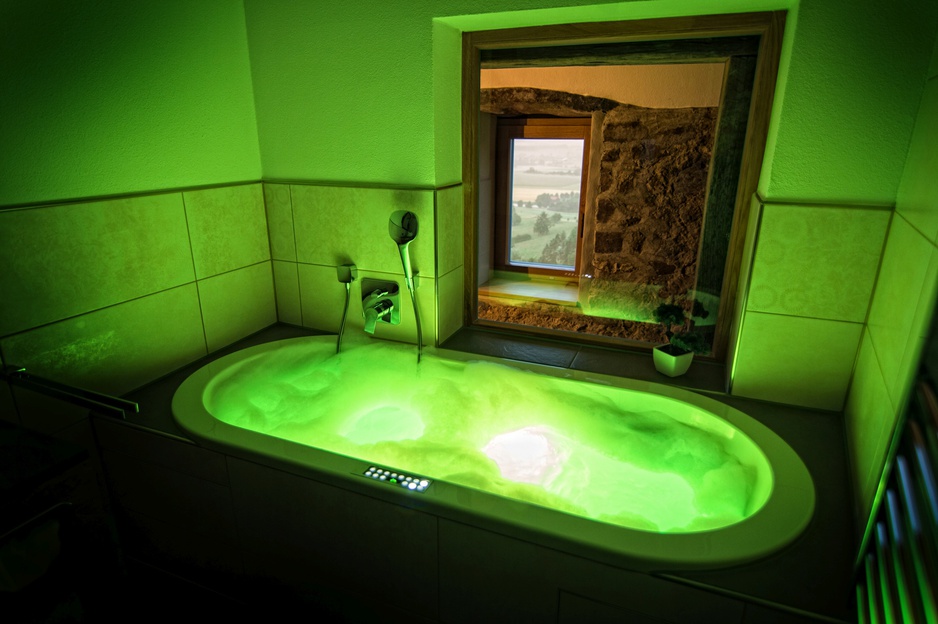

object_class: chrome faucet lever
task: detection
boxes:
[360,278,401,335]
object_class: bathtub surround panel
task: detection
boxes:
[439,520,745,624]
[731,311,863,411]
[0,284,206,399]
[228,456,439,622]
[746,203,889,323]
[183,183,270,279]
[197,262,277,353]
[94,418,245,596]
[271,260,302,325]
[263,183,297,261]
[0,193,194,336]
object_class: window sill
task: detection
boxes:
[440,325,727,396]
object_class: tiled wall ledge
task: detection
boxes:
[0,180,263,212]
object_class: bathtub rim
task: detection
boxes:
[170,334,815,573]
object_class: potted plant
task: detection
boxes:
[651,301,710,377]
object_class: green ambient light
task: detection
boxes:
[208,340,769,532]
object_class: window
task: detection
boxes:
[494,117,591,276]
[463,12,786,360]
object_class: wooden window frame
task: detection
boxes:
[462,12,786,361]
[493,116,592,277]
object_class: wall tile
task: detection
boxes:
[185,183,270,278]
[896,77,938,244]
[198,262,276,352]
[438,266,465,345]
[731,312,863,411]
[263,183,297,261]
[436,184,464,277]
[298,263,351,334]
[867,216,938,408]
[272,260,302,325]
[747,204,889,322]
[844,330,898,525]
[0,284,206,397]
[292,185,436,277]
[0,193,194,336]
[298,263,435,346]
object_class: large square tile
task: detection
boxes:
[198,262,276,352]
[264,183,297,261]
[185,183,269,278]
[867,216,938,408]
[844,330,898,523]
[896,77,938,244]
[0,193,193,336]
[731,311,863,411]
[437,266,465,344]
[292,185,435,277]
[0,284,206,397]
[747,204,889,322]
[436,184,464,277]
[272,260,302,325]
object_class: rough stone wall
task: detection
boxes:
[590,104,717,317]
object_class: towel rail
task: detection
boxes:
[1,366,138,419]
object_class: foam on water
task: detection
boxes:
[206,340,764,533]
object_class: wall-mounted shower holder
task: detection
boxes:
[361,278,401,334]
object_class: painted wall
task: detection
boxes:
[0,0,261,206]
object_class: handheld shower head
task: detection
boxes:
[388,210,423,361]
[389,210,418,246]
[389,211,418,290]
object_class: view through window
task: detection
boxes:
[508,137,583,271]
[465,16,785,362]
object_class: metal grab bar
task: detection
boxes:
[1,366,139,420]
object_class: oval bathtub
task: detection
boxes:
[171,335,814,571]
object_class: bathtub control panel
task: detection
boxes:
[363,466,431,493]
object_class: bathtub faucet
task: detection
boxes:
[361,278,401,335]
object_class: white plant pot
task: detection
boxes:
[653,344,694,377]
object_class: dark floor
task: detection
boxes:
[2,557,352,623]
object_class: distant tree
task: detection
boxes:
[537,230,577,266]
[534,211,551,236]
[550,212,562,224]
[512,208,522,226]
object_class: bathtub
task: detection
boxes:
[171,334,814,572]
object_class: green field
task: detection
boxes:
[509,204,578,268]
[510,170,582,201]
